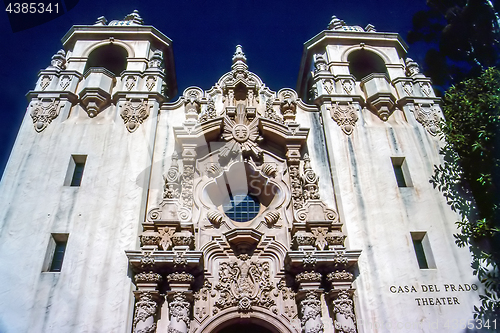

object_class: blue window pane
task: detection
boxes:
[223,193,260,222]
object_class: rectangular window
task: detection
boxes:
[64,155,87,186]
[411,232,436,269]
[42,233,69,272]
[391,157,412,187]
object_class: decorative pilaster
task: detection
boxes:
[133,291,161,333]
[299,291,324,333]
[331,290,357,333]
[167,292,192,333]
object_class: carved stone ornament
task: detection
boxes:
[414,104,440,136]
[140,252,155,268]
[311,227,329,250]
[403,82,414,96]
[300,291,324,333]
[314,55,328,74]
[323,79,335,94]
[164,152,181,199]
[220,105,262,161]
[326,230,346,247]
[120,99,150,133]
[332,290,357,333]
[135,272,162,284]
[59,75,71,90]
[342,79,354,94]
[48,49,66,70]
[302,154,320,200]
[327,270,353,282]
[30,98,60,132]
[264,211,280,227]
[294,231,316,247]
[167,272,194,283]
[168,292,191,333]
[214,260,274,312]
[330,103,358,135]
[207,210,224,227]
[126,76,137,91]
[261,163,278,178]
[40,75,52,90]
[303,251,317,268]
[296,271,322,283]
[146,76,157,91]
[405,58,420,77]
[420,82,432,97]
[184,88,202,122]
[180,164,194,208]
[158,227,176,250]
[140,234,161,247]
[148,50,163,69]
[172,231,194,248]
[133,292,158,333]
[280,91,297,123]
[289,164,304,210]
[199,98,217,122]
[264,97,284,124]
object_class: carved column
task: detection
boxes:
[167,292,192,333]
[133,291,161,333]
[166,272,194,333]
[299,290,324,333]
[132,271,163,333]
[296,271,324,333]
[327,271,357,333]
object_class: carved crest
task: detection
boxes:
[330,103,358,135]
[120,99,150,132]
[414,104,440,136]
[214,260,275,312]
[30,98,60,132]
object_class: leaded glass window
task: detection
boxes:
[223,193,260,222]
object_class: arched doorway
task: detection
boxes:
[215,320,277,333]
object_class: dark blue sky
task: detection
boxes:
[0,0,429,177]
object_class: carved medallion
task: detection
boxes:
[232,124,250,142]
[30,98,60,132]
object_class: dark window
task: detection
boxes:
[50,240,67,272]
[348,49,388,81]
[391,157,411,187]
[71,162,85,186]
[43,233,69,273]
[84,44,128,76]
[223,193,260,222]
[411,232,435,269]
[412,238,429,269]
[65,155,87,186]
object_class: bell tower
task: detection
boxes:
[0,10,176,333]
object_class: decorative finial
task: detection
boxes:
[232,45,247,64]
[231,45,248,71]
[405,58,420,77]
[328,15,345,30]
[123,10,143,25]
[48,49,66,70]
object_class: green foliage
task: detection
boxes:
[430,67,500,319]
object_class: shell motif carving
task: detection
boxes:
[264,211,280,227]
[261,163,278,178]
[207,210,223,227]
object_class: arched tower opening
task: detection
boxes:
[84,44,128,76]
[347,49,387,81]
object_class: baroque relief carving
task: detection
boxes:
[300,291,324,333]
[135,272,162,284]
[159,227,176,250]
[164,152,181,199]
[289,164,304,210]
[168,292,191,333]
[40,75,52,90]
[265,97,284,124]
[145,76,157,91]
[330,103,358,135]
[120,99,150,132]
[30,98,60,132]
[199,98,217,122]
[220,105,262,161]
[133,292,159,333]
[59,75,71,90]
[126,76,137,91]
[214,260,274,312]
[332,291,357,333]
[413,104,440,136]
[302,154,320,200]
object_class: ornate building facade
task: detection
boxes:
[0,11,481,333]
